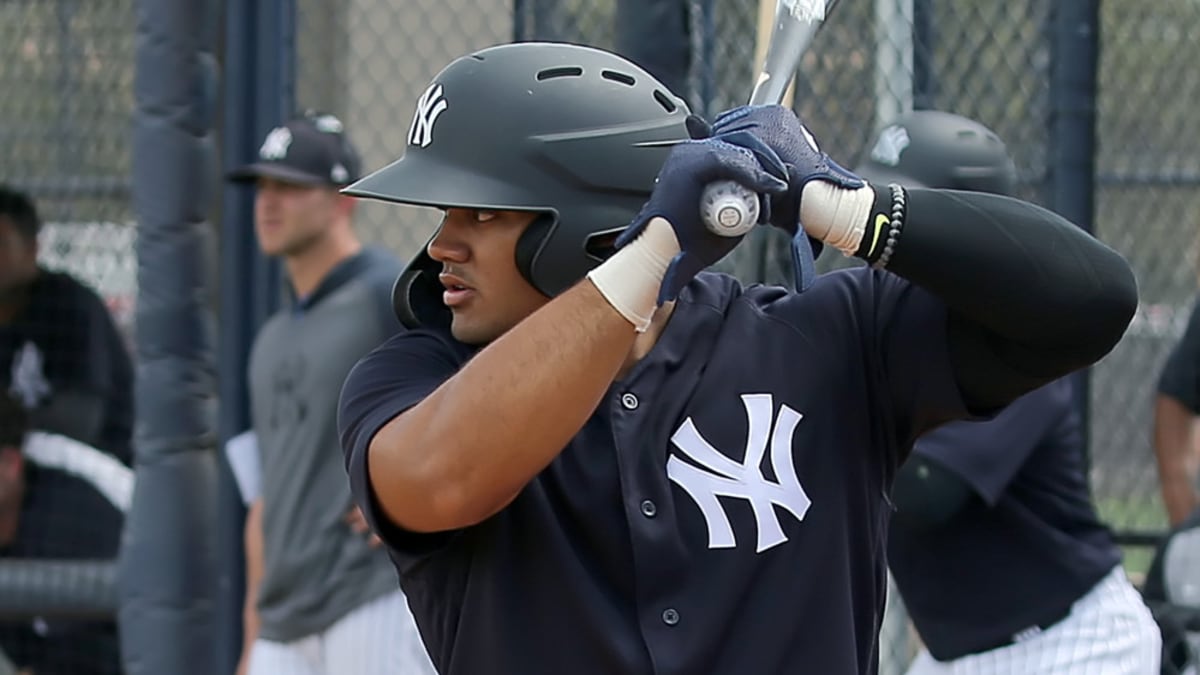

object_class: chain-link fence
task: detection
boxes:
[6,0,1200,671]
[282,0,1200,671]
[0,1,135,673]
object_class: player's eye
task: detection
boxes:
[474,210,498,223]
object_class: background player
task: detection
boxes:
[337,42,1138,674]
[227,112,434,675]
[857,109,1160,675]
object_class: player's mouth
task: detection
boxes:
[440,273,475,307]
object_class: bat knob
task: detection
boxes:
[701,180,760,237]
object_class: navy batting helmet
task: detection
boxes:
[854,110,1017,196]
[343,41,692,329]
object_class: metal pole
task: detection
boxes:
[911,0,935,109]
[216,0,294,671]
[1048,0,1099,464]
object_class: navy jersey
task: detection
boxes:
[1159,295,1200,411]
[0,269,133,465]
[887,378,1121,660]
[339,270,974,675]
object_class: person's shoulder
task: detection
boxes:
[728,265,887,325]
[383,325,471,355]
[358,245,404,278]
[32,268,108,311]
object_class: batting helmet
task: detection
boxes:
[854,110,1017,196]
[342,41,692,329]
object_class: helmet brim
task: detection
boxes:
[342,152,558,215]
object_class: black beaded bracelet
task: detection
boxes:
[872,183,907,270]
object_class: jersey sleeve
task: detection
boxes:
[1158,295,1200,412]
[337,328,471,571]
[911,380,1071,505]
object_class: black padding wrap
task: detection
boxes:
[890,456,974,532]
[883,188,1137,410]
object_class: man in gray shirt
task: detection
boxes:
[228,112,435,675]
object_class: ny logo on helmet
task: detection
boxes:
[409,84,449,148]
[668,393,811,553]
[869,125,910,167]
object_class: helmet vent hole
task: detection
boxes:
[602,70,636,86]
[536,66,584,80]
[653,90,677,113]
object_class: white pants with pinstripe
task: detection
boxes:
[247,590,437,675]
[904,565,1161,675]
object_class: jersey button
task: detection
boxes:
[620,393,639,410]
[640,500,657,518]
[661,608,680,626]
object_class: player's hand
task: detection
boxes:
[699,104,865,236]
[345,506,382,548]
[616,130,788,303]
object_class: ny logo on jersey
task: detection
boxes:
[408,83,449,148]
[668,393,811,553]
[869,124,911,167]
[259,126,293,160]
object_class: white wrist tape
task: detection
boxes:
[799,182,875,256]
[586,218,680,332]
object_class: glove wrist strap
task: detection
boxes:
[587,218,680,332]
[799,181,874,256]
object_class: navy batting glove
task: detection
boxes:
[712,104,865,235]
[616,130,789,304]
[710,105,865,292]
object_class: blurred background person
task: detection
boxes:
[227,112,435,675]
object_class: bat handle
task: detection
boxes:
[701,180,760,237]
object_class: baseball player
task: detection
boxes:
[227,112,434,675]
[336,42,1137,674]
[1154,294,1200,527]
[857,110,1161,675]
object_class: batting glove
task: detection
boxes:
[693,105,867,290]
[616,130,789,304]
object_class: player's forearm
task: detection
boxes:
[241,499,263,649]
[877,188,1136,361]
[852,187,1136,407]
[369,281,636,532]
[1154,395,1199,525]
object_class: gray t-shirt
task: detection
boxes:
[249,246,403,641]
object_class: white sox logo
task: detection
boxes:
[668,394,811,553]
[408,83,449,148]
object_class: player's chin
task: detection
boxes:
[449,314,501,346]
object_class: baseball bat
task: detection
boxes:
[700,0,841,236]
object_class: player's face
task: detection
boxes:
[253,177,342,258]
[0,217,37,296]
[427,208,548,344]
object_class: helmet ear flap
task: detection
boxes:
[392,246,451,330]
[514,214,557,296]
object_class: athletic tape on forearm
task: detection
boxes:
[586,219,680,332]
[799,181,874,256]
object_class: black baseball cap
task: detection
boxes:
[228,111,362,188]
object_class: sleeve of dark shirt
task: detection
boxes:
[908,380,1068,506]
[338,329,473,573]
[1158,295,1200,412]
[29,276,130,462]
